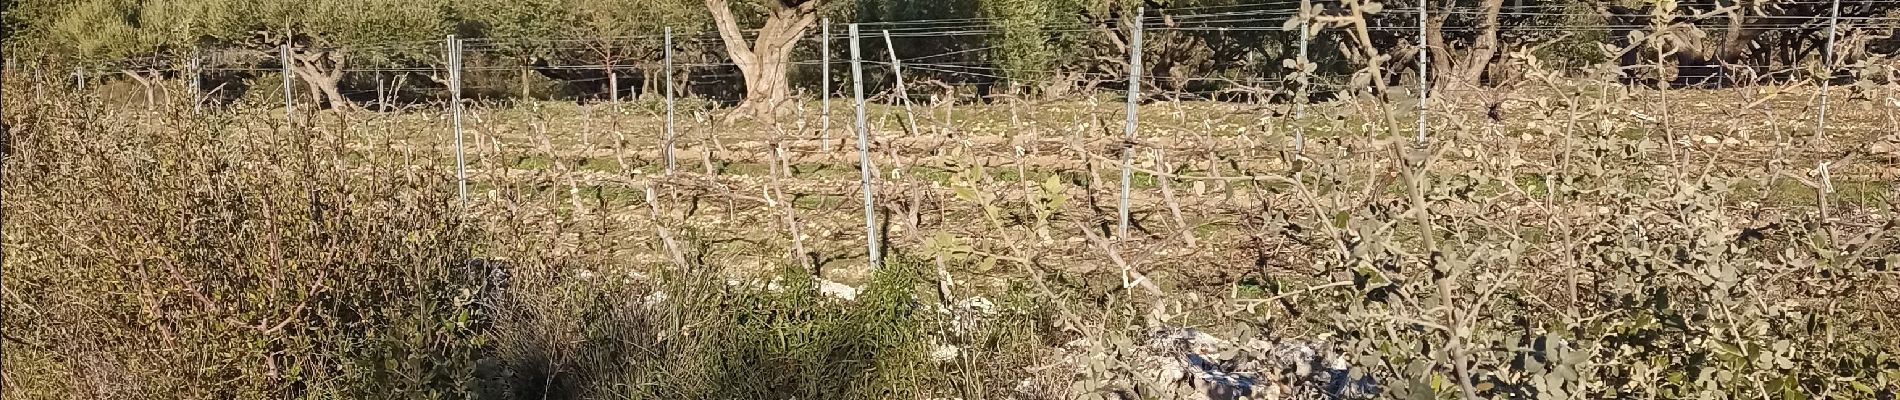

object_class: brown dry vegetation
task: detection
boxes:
[4,59,1900,399]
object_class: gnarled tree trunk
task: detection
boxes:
[1423,0,1503,92]
[707,0,821,123]
[287,48,352,110]
[120,68,163,110]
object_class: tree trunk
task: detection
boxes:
[121,69,159,110]
[1424,14,1453,86]
[1424,0,1503,91]
[642,67,657,101]
[305,78,324,107]
[707,0,821,123]
[287,48,353,110]
[1457,0,1504,85]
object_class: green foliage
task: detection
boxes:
[978,0,1092,86]
[858,0,983,70]
[31,0,218,63]
[461,0,708,61]
[218,0,455,62]
[466,258,946,399]
[1516,0,1610,70]
[981,0,1060,75]
[711,263,935,398]
[1249,67,1900,399]
[8,0,457,66]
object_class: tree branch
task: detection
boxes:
[705,0,758,68]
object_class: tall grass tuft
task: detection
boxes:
[0,89,980,397]
[2,92,487,398]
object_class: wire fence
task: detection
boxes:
[25,7,1900,136]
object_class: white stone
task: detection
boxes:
[929,343,961,363]
[956,296,997,315]
[643,291,669,308]
[817,278,858,301]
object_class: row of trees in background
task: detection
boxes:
[4,0,1898,118]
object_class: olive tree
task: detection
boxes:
[707,0,836,121]
[464,0,706,101]
[33,0,217,105]
[213,0,453,109]
[981,0,1090,94]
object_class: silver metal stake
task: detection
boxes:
[449,35,467,204]
[1119,8,1145,240]
[33,62,44,101]
[822,20,833,153]
[1295,0,1310,155]
[665,27,678,175]
[1817,0,1842,140]
[376,73,387,112]
[850,24,881,269]
[191,48,203,114]
[882,30,921,136]
[1416,0,1428,145]
[281,44,294,126]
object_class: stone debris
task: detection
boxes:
[817,278,859,301]
[1145,328,1379,400]
[643,290,670,308]
[955,296,996,315]
[930,342,963,363]
[724,276,860,301]
[1036,328,1380,400]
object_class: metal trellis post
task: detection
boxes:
[282,44,294,126]
[1295,0,1310,155]
[1119,7,1145,241]
[850,24,881,269]
[822,20,833,153]
[33,62,44,101]
[1416,0,1428,145]
[665,27,678,176]
[376,73,387,112]
[1817,0,1842,140]
[449,35,467,204]
[881,30,920,136]
[191,48,203,114]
